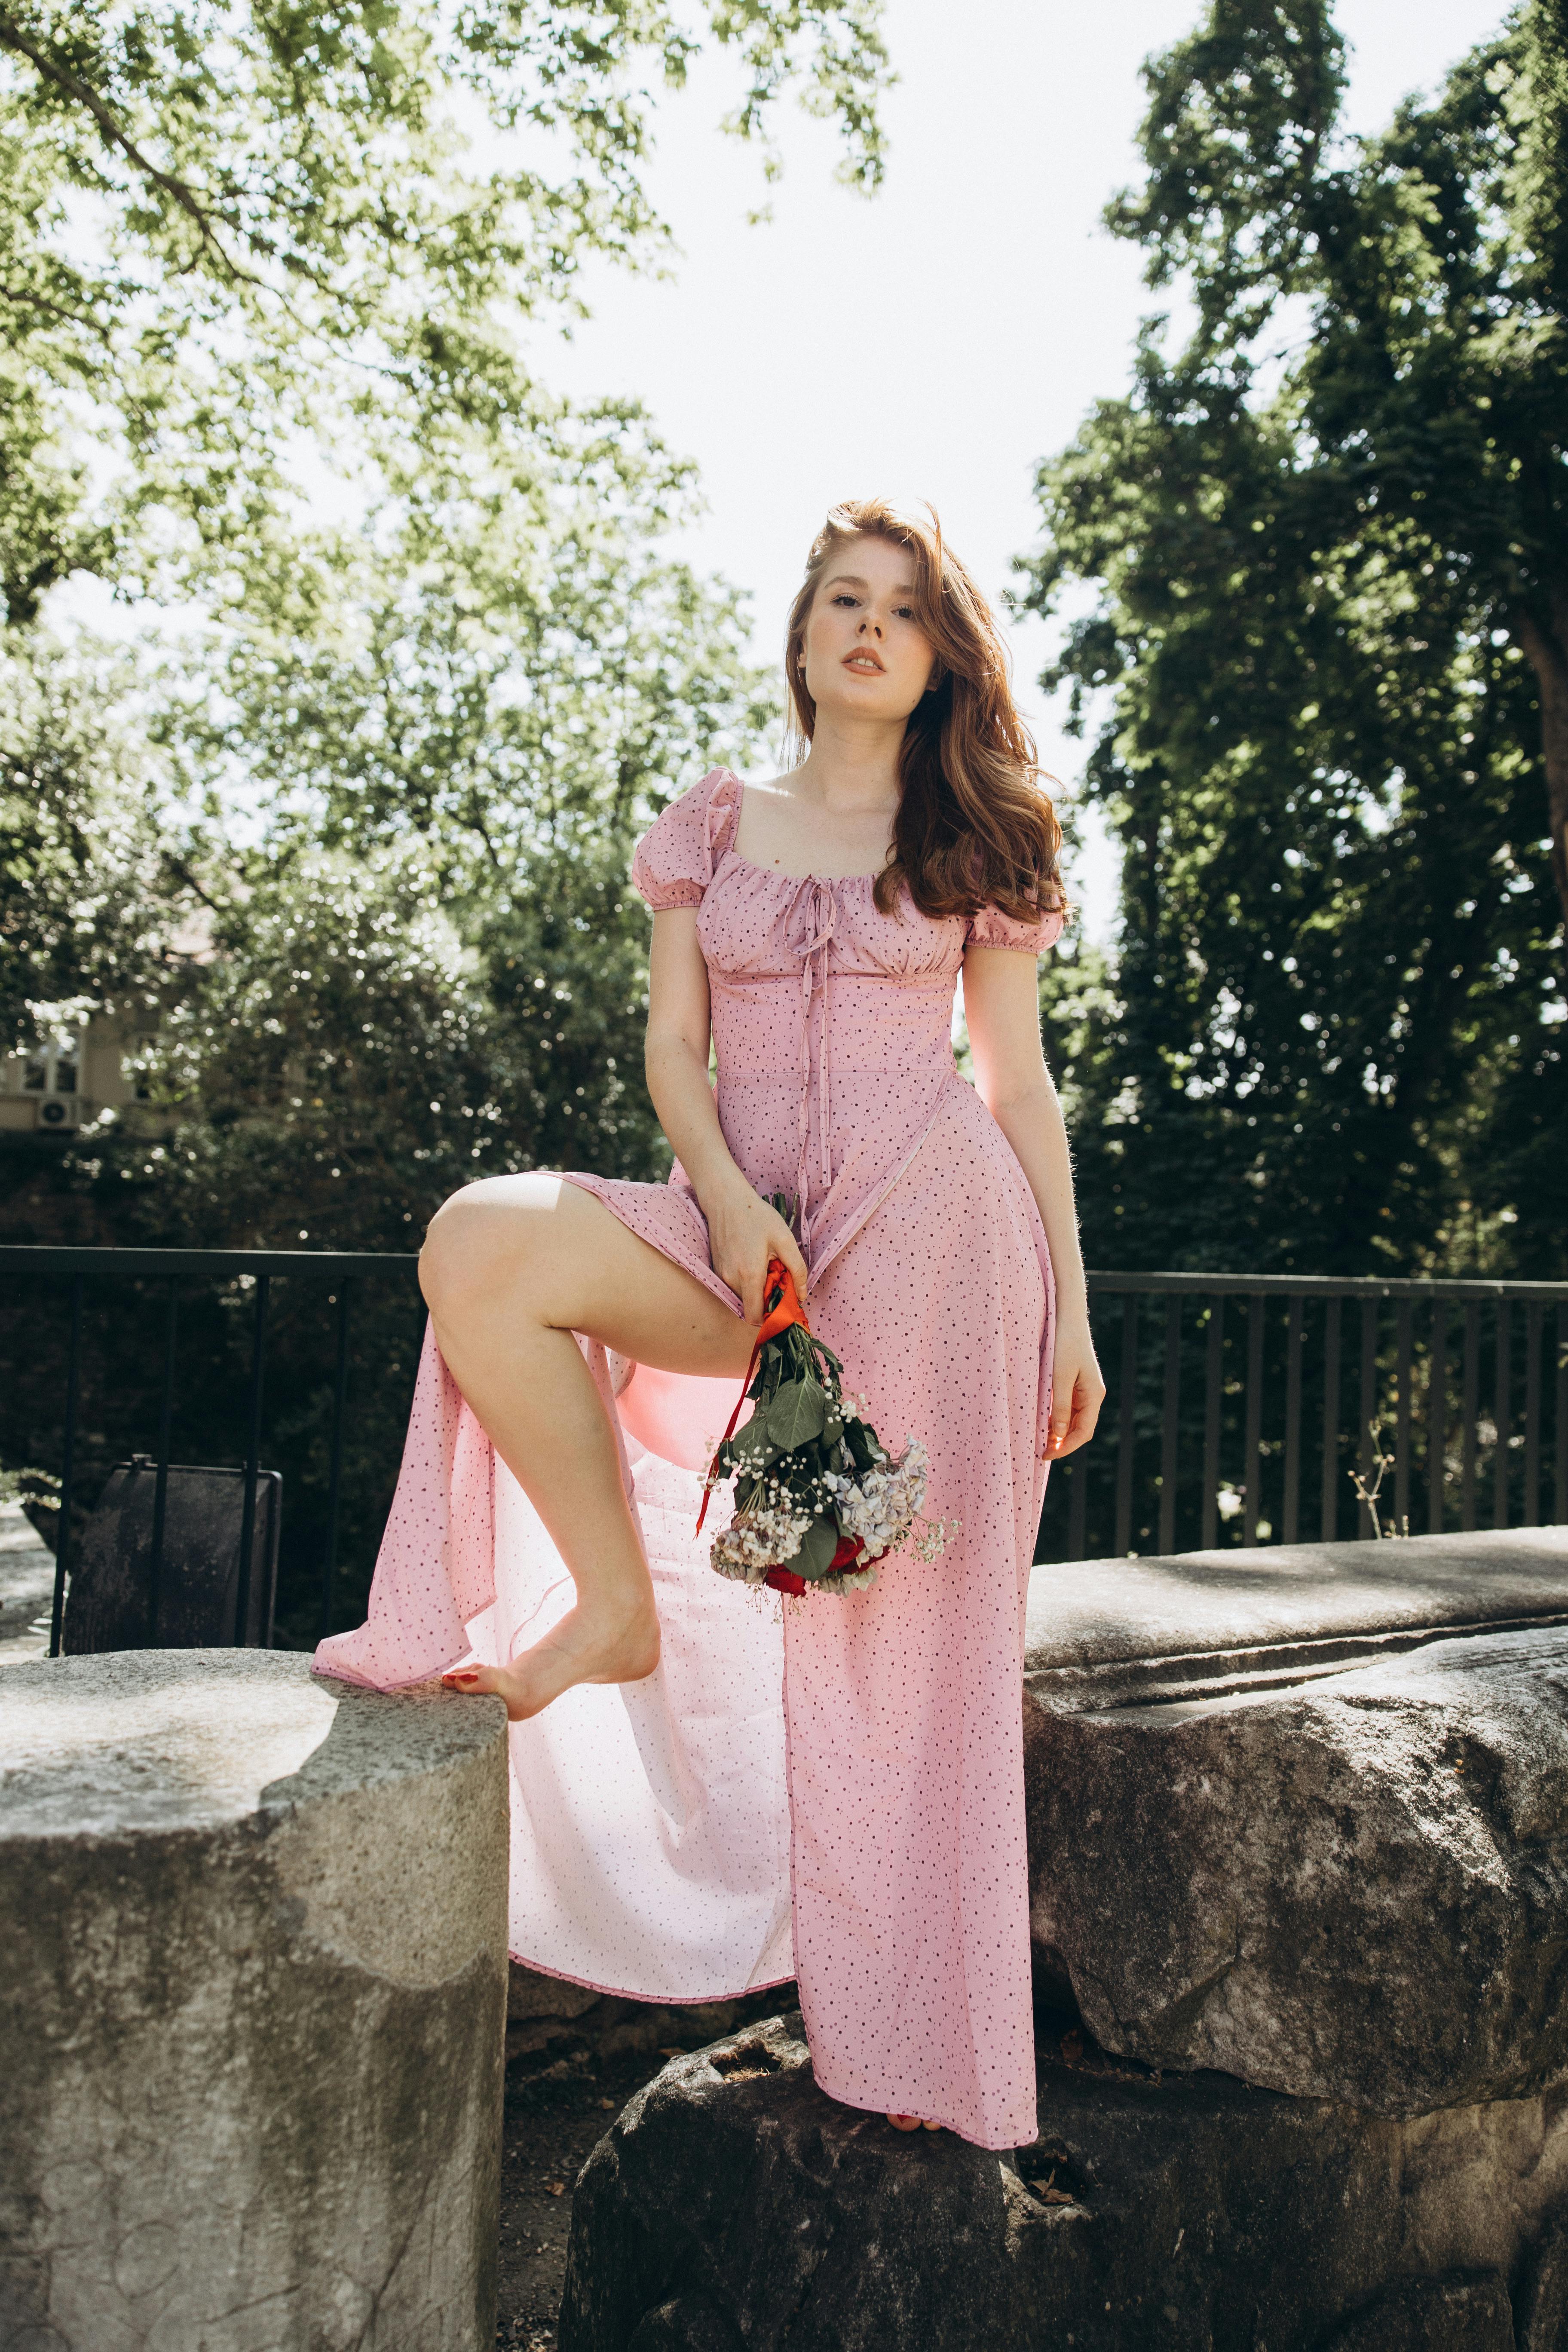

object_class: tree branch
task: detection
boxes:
[0,278,110,342]
[0,9,262,288]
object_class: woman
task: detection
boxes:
[316,498,1105,2148]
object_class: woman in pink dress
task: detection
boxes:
[315,499,1105,2148]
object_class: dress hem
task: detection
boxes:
[508,1951,797,2006]
[805,2057,1037,2155]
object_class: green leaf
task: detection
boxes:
[845,1421,877,1471]
[722,1418,777,1473]
[792,1516,841,1582]
[766,1378,826,1450]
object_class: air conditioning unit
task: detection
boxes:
[34,1096,80,1132]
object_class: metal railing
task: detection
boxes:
[1047,1272,1568,1563]
[4,1253,1566,1642]
[0,1246,422,1653]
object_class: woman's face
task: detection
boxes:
[800,534,937,727]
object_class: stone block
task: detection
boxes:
[1025,1530,1568,2113]
[0,1649,509,2352]
[1024,1527,1568,1700]
[557,2014,1568,2352]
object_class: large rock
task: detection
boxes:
[0,1650,509,2352]
[1025,1529,1568,2113]
[557,2012,1568,2352]
[1024,1526,1568,1701]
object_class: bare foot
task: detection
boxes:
[888,2114,943,2132]
[441,1597,659,1721]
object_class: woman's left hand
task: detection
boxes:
[1044,1308,1106,1460]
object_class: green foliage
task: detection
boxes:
[0,635,200,1035]
[1022,0,1568,1277]
[31,505,778,1248]
[0,0,888,612]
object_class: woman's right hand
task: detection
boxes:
[702,1176,810,1325]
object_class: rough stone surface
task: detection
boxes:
[511,1960,605,2024]
[1024,1527,1568,1699]
[505,1959,794,2069]
[1025,1530,1568,2113]
[558,2013,1568,2352]
[0,1649,509,2352]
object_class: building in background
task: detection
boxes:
[0,1011,157,1139]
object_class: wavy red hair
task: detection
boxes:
[784,499,1066,924]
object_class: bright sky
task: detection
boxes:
[542,0,1513,934]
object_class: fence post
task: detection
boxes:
[318,1283,353,1644]
[47,1277,83,1659]
[1202,1299,1225,1550]
[1321,1297,1342,1542]
[233,1274,271,1646]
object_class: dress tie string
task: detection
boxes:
[787,877,838,1244]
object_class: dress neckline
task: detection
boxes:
[720,772,884,888]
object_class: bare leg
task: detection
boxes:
[418,1174,753,1720]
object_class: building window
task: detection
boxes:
[22,1034,80,1096]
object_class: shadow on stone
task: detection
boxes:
[1315,2272,1515,2352]
[559,2011,1568,2352]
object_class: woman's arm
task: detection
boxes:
[644,907,809,1323]
[962,945,1107,1458]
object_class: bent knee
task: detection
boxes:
[420,1173,568,1313]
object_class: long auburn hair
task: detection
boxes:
[784,498,1066,924]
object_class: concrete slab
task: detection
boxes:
[0,1650,510,2352]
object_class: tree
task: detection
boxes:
[1019,0,1567,1277]
[0,633,201,1039]
[0,0,888,617]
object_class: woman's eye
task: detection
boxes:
[832,594,859,608]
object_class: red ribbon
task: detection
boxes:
[695,1258,809,1536]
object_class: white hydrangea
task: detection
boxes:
[823,1440,930,1563]
[820,1560,879,1594]
[710,1501,812,1585]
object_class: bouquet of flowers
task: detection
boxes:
[698,1219,948,1598]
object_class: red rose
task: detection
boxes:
[763,1533,862,1596]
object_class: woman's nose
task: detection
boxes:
[858,616,884,639]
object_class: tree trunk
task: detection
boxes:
[1515,587,1568,972]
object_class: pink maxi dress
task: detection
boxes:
[315,767,1061,2149]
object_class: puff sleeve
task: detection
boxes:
[631,769,741,910]
[965,901,1066,956]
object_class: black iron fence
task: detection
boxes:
[3,1253,1565,1649]
[1043,1272,1568,1563]
[0,1246,423,1654]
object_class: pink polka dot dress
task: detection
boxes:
[316,767,1060,2150]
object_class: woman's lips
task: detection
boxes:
[843,653,884,673]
